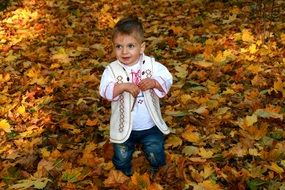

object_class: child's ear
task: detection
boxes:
[140,42,146,54]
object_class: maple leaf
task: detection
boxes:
[0,73,10,82]
[242,29,254,43]
[0,119,11,133]
[51,47,71,64]
[198,147,214,159]
[16,105,26,115]
[182,129,201,144]
[9,177,52,190]
[192,60,213,68]
[182,146,199,156]
[130,172,151,189]
[267,162,284,175]
[175,64,188,79]
[247,64,264,74]
[104,170,129,187]
[165,134,183,148]
[199,180,222,190]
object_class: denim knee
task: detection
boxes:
[141,128,166,168]
[112,143,134,176]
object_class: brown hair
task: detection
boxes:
[112,16,144,43]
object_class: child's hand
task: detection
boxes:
[138,78,159,91]
[125,83,140,97]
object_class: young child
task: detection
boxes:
[99,16,173,177]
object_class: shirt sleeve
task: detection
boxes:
[152,61,173,98]
[99,67,117,101]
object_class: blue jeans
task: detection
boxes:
[112,126,166,176]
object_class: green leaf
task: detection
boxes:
[62,169,82,183]
[254,109,283,120]
[182,146,199,156]
[247,178,267,190]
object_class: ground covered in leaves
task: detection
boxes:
[0,0,285,189]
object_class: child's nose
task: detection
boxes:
[122,47,128,54]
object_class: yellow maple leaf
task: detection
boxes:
[273,78,284,92]
[41,147,51,158]
[206,80,219,95]
[244,114,258,126]
[0,119,11,133]
[26,67,40,78]
[165,134,183,148]
[247,64,264,74]
[214,51,224,63]
[16,105,26,115]
[180,94,191,104]
[249,44,258,54]
[249,148,260,156]
[182,131,201,143]
[242,29,254,42]
[222,88,235,95]
[191,96,209,105]
[202,164,214,179]
[281,33,285,45]
[199,180,222,190]
[199,147,214,159]
[267,162,284,174]
[4,53,17,62]
[51,47,71,64]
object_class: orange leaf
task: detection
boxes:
[104,170,129,187]
[131,172,150,188]
[242,29,254,42]
[170,25,184,35]
[199,180,222,190]
[86,119,99,127]
[182,131,201,143]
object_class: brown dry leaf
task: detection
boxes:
[103,170,129,187]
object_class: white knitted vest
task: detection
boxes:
[108,56,170,143]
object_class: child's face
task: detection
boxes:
[113,33,145,66]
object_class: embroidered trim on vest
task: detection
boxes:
[145,69,152,78]
[144,66,164,125]
[116,76,125,133]
[118,94,124,132]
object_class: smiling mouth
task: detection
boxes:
[122,57,130,60]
